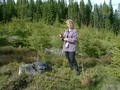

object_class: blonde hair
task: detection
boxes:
[66,19,74,24]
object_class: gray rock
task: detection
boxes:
[18,64,37,75]
[18,62,52,75]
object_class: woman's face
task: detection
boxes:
[67,22,73,29]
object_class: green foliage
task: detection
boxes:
[80,66,104,88]
[79,0,86,25]
[62,58,69,67]
[35,0,42,21]
[28,22,51,60]
[7,18,31,47]
[79,58,98,69]
[0,0,120,33]
[0,4,3,21]
[0,17,120,90]
[68,0,74,19]
[0,37,9,47]
[1,74,32,90]
[57,0,67,23]
[0,46,36,66]
[42,0,57,25]
[107,47,120,80]
[0,73,10,89]
[113,10,120,35]
[48,24,64,48]
[0,61,110,90]
[82,39,106,58]
[93,4,99,28]
[78,27,113,58]
[1,0,16,23]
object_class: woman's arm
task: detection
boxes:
[60,30,66,41]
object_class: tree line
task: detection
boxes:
[0,0,120,34]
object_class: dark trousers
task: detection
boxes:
[65,52,79,72]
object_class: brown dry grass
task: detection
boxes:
[0,46,36,66]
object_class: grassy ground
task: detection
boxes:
[0,46,120,90]
[0,20,120,90]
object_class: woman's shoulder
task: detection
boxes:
[64,29,69,32]
[73,29,78,33]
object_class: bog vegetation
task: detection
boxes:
[0,0,120,90]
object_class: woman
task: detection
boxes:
[59,19,80,75]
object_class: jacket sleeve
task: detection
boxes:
[67,30,78,43]
[61,31,66,41]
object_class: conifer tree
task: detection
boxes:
[72,2,79,23]
[2,0,7,23]
[42,0,57,25]
[35,0,42,21]
[102,1,111,29]
[109,0,113,28]
[0,2,3,21]
[113,10,120,35]
[29,0,35,21]
[117,3,120,20]
[79,0,86,25]
[68,0,74,19]
[57,0,67,22]
[93,4,99,28]
[85,0,92,26]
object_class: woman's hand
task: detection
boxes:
[64,38,68,41]
[59,34,62,38]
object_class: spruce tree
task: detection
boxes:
[17,0,24,19]
[102,1,111,29]
[85,0,92,26]
[35,0,42,21]
[42,0,57,25]
[113,10,120,35]
[29,0,35,21]
[118,3,120,20]
[79,0,86,25]
[68,0,74,19]
[2,0,7,23]
[0,2,3,21]
[93,4,99,28]
[57,0,67,22]
[72,2,79,23]
[109,0,113,28]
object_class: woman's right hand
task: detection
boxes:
[59,34,62,38]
